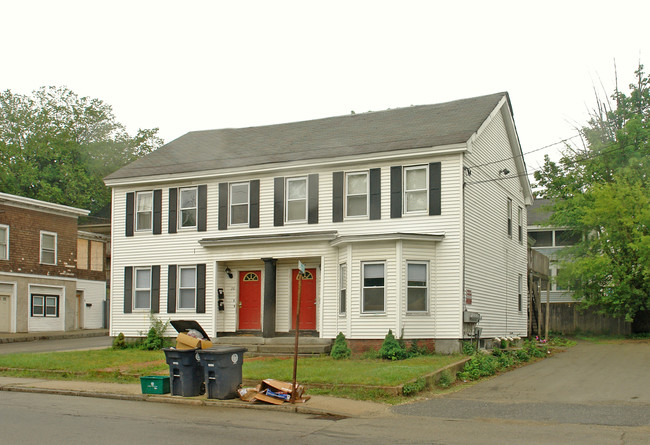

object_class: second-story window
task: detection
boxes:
[404,166,428,213]
[286,177,307,222]
[507,198,513,238]
[230,182,249,225]
[518,207,523,243]
[0,224,8,260]
[136,191,153,231]
[346,172,368,218]
[40,231,57,265]
[179,187,197,228]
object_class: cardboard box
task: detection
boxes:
[176,332,213,350]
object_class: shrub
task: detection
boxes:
[462,341,477,356]
[402,377,426,396]
[458,353,498,381]
[112,333,127,349]
[437,370,455,388]
[361,348,381,359]
[379,329,409,360]
[330,332,352,359]
[408,340,429,357]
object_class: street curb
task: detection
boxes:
[0,384,349,418]
[0,331,109,344]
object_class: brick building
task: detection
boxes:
[0,192,107,333]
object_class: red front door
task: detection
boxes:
[292,268,317,330]
[239,271,261,330]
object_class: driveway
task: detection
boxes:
[393,340,650,427]
[0,336,113,355]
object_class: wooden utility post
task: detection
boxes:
[290,263,304,404]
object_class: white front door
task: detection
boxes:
[0,294,11,332]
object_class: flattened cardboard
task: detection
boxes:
[253,393,285,405]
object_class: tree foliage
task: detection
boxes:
[0,86,163,214]
[534,65,650,322]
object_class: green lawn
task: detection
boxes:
[0,348,463,388]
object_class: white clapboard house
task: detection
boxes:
[105,92,533,352]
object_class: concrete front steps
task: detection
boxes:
[212,336,332,357]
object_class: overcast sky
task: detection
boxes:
[3,0,649,181]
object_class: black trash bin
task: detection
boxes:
[163,320,212,397]
[163,348,204,397]
[197,346,247,399]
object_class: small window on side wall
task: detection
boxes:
[507,198,513,238]
[40,231,57,265]
[339,263,347,315]
[0,224,8,260]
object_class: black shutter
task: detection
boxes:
[125,193,134,237]
[197,264,206,314]
[56,296,59,317]
[198,185,207,231]
[249,180,260,229]
[332,171,344,222]
[151,265,160,313]
[123,266,133,313]
[218,182,228,230]
[153,189,162,235]
[30,296,34,317]
[308,173,319,224]
[168,188,178,234]
[167,265,177,314]
[369,168,381,220]
[429,162,441,216]
[390,166,402,219]
[274,177,284,226]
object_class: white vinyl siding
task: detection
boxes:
[136,191,153,231]
[40,231,57,265]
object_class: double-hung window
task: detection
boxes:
[346,172,368,218]
[31,294,58,317]
[518,206,523,243]
[362,262,385,313]
[339,263,347,315]
[507,198,513,238]
[179,187,197,228]
[0,224,8,260]
[404,166,428,213]
[134,267,152,310]
[518,274,523,312]
[136,191,153,231]
[286,177,307,222]
[407,262,428,312]
[230,182,249,225]
[178,266,197,310]
[40,231,57,265]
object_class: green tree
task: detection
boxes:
[534,65,650,322]
[0,86,163,214]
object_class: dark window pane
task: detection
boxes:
[530,231,552,247]
[407,288,427,311]
[363,288,384,312]
[555,230,580,246]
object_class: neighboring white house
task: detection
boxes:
[105,92,533,352]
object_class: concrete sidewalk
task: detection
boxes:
[0,376,391,418]
[0,329,109,343]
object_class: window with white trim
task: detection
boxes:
[179,187,197,228]
[518,274,523,312]
[286,177,307,222]
[40,232,57,265]
[178,266,197,310]
[230,182,249,225]
[346,172,368,218]
[136,191,153,231]
[362,262,385,313]
[134,267,152,310]
[404,166,428,213]
[407,262,428,312]
[0,224,8,260]
[518,206,523,243]
[31,294,59,317]
[507,198,513,237]
[339,263,347,315]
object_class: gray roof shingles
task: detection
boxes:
[106,92,508,181]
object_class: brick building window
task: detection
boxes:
[0,224,8,260]
[40,231,57,265]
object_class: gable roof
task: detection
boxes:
[105,92,509,182]
[0,192,89,218]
